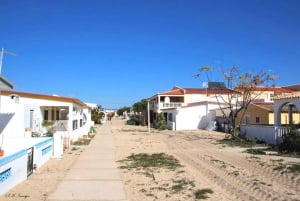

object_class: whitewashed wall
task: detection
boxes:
[240,125,277,145]
[0,137,54,195]
[167,103,220,131]
[0,150,28,196]
[33,138,53,168]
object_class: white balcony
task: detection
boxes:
[162,102,182,108]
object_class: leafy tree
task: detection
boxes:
[195,66,278,138]
[156,113,167,130]
[91,104,104,124]
[132,99,148,113]
[132,99,148,126]
[117,106,131,116]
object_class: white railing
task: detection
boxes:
[275,126,290,144]
[162,102,182,108]
[240,125,291,145]
[43,120,68,131]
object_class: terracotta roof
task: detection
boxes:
[159,88,185,96]
[283,84,300,91]
[236,86,293,93]
[1,90,88,107]
[183,88,206,94]
[273,91,300,100]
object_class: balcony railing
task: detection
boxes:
[162,102,182,108]
[54,120,68,131]
[43,120,68,131]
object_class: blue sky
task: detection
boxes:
[1,0,300,109]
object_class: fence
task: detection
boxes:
[240,125,279,145]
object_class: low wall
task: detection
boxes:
[0,137,54,196]
[240,125,277,145]
[0,150,27,196]
[34,138,53,169]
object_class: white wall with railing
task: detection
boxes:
[240,125,289,145]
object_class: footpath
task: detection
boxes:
[47,122,128,201]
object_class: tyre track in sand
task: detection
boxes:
[161,132,300,201]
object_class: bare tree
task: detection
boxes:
[195,66,278,138]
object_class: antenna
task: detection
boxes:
[0,48,16,75]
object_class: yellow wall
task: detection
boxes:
[236,104,270,125]
[268,113,300,124]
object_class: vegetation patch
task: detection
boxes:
[118,153,211,200]
[118,153,182,170]
[171,179,195,193]
[243,148,266,155]
[217,137,266,148]
[272,162,300,175]
[194,188,214,200]
[279,125,300,154]
[72,138,91,145]
[287,164,300,174]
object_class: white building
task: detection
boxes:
[164,101,222,130]
[149,85,235,130]
[0,89,93,196]
[0,90,92,145]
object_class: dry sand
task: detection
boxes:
[0,146,84,201]
[1,118,300,201]
[112,119,300,201]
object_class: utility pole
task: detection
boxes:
[0,48,16,74]
[147,99,150,133]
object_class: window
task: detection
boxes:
[56,110,60,120]
[82,114,87,125]
[73,120,78,130]
[269,93,274,101]
[255,117,260,124]
[44,110,49,121]
[244,116,250,124]
[80,119,83,127]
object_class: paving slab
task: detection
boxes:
[47,122,128,201]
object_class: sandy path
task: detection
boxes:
[164,132,300,200]
[1,119,299,201]
[112,119,300,201]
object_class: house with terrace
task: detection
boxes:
[149,84,237,130]
[0,90,92,146]
[149,84,299,132]
[0,89,93,195]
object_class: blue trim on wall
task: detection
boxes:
[34,138,53,149]
[0,150,27,167]
[42,145,53,156]
[0,167,12,183]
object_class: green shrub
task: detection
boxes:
[279,125,300,153]
[156,113,166,130]
[127,115,140,125]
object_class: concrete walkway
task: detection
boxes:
[47,122,128,201]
